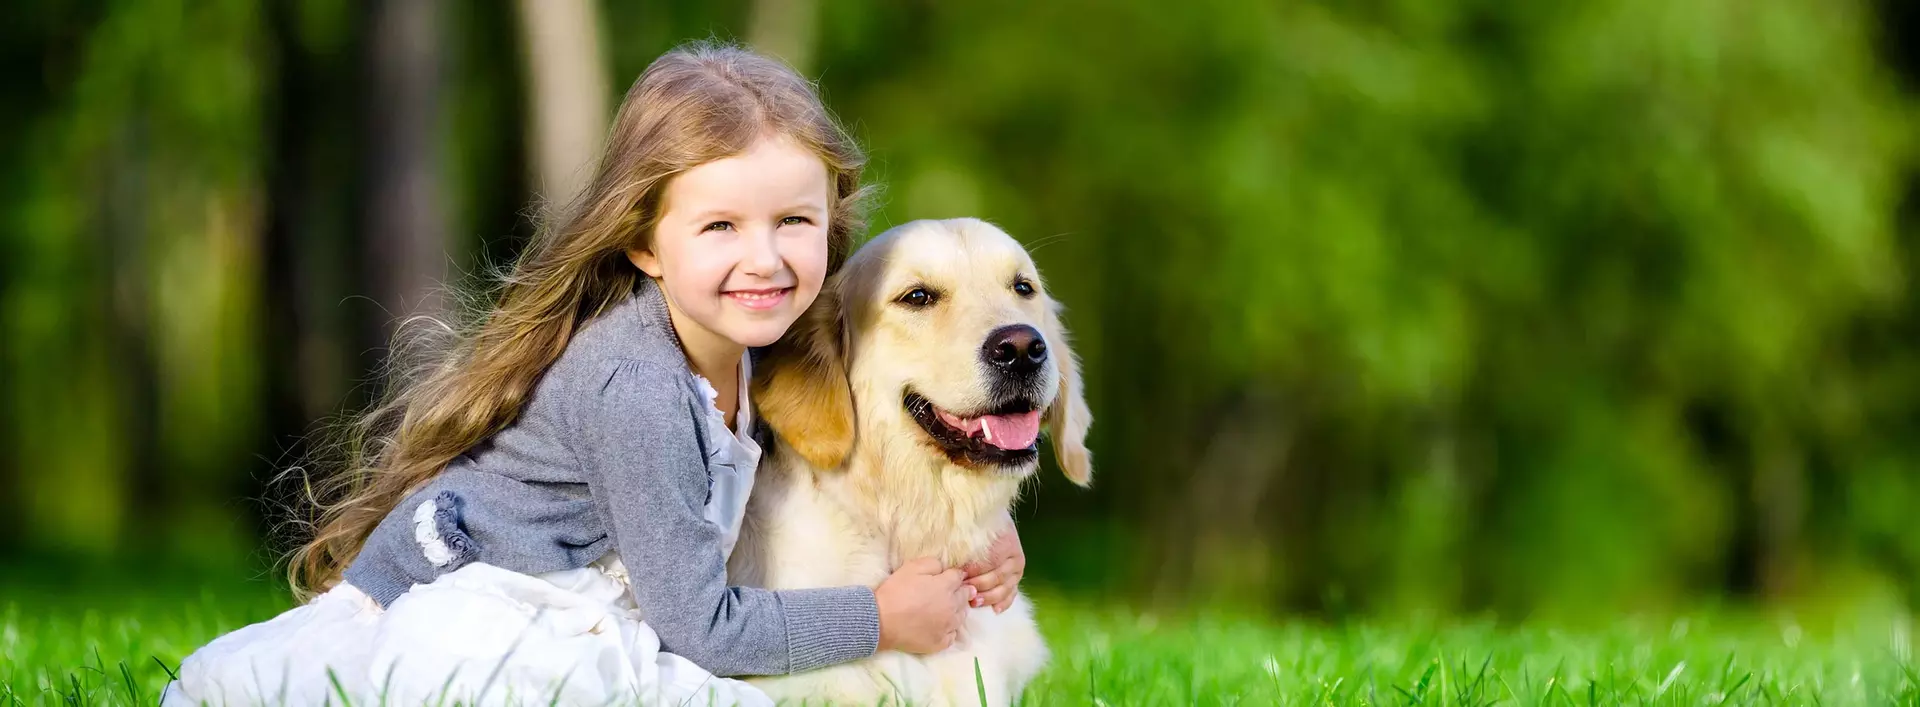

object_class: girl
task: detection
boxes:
[163,43,1027,706]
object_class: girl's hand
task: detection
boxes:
[962,513,1025,613]
[875,556,972,654]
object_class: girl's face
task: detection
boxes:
[630,135,831,351]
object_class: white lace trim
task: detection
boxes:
[412,499,456,567]
[689,357,755,459]
[690,372,734,457]
[595,554,631,586]
[691,370,723,411]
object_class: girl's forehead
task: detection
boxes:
[663,138,830,211]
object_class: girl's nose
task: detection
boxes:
[740,225,784,276]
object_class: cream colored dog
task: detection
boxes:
[732,218,1093,706]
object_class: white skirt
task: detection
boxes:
[161,559,772,706]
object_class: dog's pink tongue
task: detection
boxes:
[981,411,1042,450]
[937,409,981,435]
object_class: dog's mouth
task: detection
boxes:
[904,390,1042,468]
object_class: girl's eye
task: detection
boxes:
[1013,280,1035,297]
[781,216,811,226]
[703,221,733,232]
[899,287,935,308]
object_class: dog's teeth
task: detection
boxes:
[982,423,994,444]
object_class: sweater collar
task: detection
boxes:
[627,278,775,442]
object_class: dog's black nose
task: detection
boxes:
[983,324,1047,374]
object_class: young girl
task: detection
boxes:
[163,43,1027,706]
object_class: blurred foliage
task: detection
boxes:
[2,0,1917,620]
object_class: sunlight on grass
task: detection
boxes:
[1027,600,1918,705]
[4,576,1919,705]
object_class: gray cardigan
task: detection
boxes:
[340,278,879,677]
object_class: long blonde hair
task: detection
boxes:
[287,42,872,598]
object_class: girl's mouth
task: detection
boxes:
[725,287,792,310]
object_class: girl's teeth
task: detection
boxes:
[729,289,786,303]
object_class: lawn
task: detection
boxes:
[3,563,1917,705]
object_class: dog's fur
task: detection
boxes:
[731,218,1092,705]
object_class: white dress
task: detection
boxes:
[163,354,770,707]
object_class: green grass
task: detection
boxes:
[4,567,1919,705]
[1027,601,1917,705]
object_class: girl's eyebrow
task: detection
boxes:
[685,208,745,223]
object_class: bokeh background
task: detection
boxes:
[4,0,1920,624]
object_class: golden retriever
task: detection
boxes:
[732,218,1093,705]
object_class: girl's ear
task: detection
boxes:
[626,247,663,278]
[752,281,855,468]
[1040,293,1093,486]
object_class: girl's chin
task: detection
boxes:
[720,317,797,349]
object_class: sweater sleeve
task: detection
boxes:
[582,360,879,676]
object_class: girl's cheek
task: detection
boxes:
[791,230,830,279]
[688,245,738,283]
[789,289,819,316]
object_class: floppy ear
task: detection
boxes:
[1040,295,1093,486]
[752,283,856,469]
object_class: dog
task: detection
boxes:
[731,217,1093,706]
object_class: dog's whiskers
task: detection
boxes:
[1022,232,1078,253]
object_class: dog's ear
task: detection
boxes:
[1040,294,1093,486]
[752,282,856,469]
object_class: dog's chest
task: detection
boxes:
[734,473,891,589]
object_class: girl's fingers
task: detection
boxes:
[965,569,1003,592]
[970,558,1023,584]
[978,584,1013,611]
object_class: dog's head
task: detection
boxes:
[754,218,1092,485]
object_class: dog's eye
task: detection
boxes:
[1013,280,1035,298]
[899,287,935,308]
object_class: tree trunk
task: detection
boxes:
[363,0,449,351]
[1150,391,1293,608]
[1753,429,1805,599]
[257,0,362,550]
[102,115,151,555]
[515,0,607,213]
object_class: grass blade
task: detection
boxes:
[326,667,355,707]
[975,657,989,707]
[115,661,138,705]
[152,657,179,683]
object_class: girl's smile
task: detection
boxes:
[725,286,793,310]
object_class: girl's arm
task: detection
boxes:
[585,360,879,676]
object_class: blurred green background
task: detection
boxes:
[3,0,1919,624]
